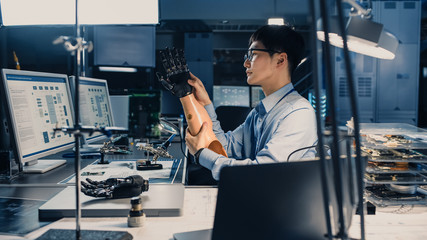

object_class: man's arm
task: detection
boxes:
[187,75,246,152]
[195,107,318,180]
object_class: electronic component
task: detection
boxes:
[361,147,427,162]
[136,135,175,170]
[365,186,427,207]
[128,196,146,228]
[365,172,427,184]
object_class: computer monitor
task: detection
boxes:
[250,86,265,108]
[69,76,114,149]
[213,86,250,108]
[0,69,75,173]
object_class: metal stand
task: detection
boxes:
[312,0,366,239]
[36,1,128,239]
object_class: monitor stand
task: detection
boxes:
[74,143,104,153]
[23,159,67,174]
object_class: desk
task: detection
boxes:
[2,187,427,240]
[0,141,186,236]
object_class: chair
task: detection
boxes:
[215,106,252,132]
[186,105,251,185]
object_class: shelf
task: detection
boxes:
[362,148,427,163]
[365,186,427,207]
[366,162,427,174]
[365,172,427,184]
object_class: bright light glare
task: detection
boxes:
[317,31,395,60]
[268,18,285,25]
[0,0,158,26]
[79,0,158,25]
[1,0,75,26]
[98,66,138,73]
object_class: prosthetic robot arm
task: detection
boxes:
[157,48,227,157]
[81,175,149,199]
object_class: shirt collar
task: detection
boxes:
[259,83,294,114]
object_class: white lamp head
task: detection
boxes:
[317,16,399,60]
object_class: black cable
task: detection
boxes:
[336,0,365,238]
[159,117,188,159]
[319,0,347,239]
[179,132,188,159]
[286,145,317,162]
[309,0,333,239]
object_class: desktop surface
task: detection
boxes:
[0,140,186,236]
[39,184,185,219]
[175,160,337,240]
[4,187,426,240]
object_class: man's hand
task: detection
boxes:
[185,122,210,155]
[188,72,212,106]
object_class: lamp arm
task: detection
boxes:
[342,0,372,18]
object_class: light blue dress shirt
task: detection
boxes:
[199,83,318,180]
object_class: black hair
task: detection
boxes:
[249,25,305,76]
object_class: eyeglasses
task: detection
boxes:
[244,48,281,62]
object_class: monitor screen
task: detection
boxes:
[69,76,114,143]
[0,69,75,165]
[250,86,265,108]
[213,86,250,108]
[94,26,156,67]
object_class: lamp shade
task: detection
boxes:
[317,16,399,60]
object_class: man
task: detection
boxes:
[185,25,317,180]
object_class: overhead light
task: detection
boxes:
[0,0,158,26]
[317,16,399,60]
[99,66,138,73]
[268,18,284,26]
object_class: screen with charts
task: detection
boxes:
[69,76,114,143]
[213,85,250,108]
[251,86,265,108]
[1,69,75,170]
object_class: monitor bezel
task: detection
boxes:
[69,76,115,144]
[1,69,76,165]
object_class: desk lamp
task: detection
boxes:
[316,0,399,60]
[312,0,396,239]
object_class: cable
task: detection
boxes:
[336,0,366,238]
[159,117,188,159]
[286,145,317,162]
[179,132,188,159]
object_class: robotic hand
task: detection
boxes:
[157,47,192,98]
[156,48,228,157]
[81,175,149,199]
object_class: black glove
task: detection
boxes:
[157,47,192,98]
[81,175,149,199]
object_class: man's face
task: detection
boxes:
[243,41,276,87]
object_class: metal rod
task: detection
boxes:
[319,0,348,238]
[74,0,82,239]
[336,0,366,238]
[81,26,86,77]
[309,0,333,239]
